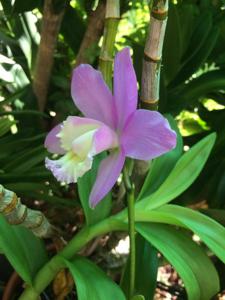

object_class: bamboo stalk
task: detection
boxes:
[133,0,169,191]
[0,185,55,238]
[75,1,106,66]
[141,0,169,110]
[99,0,120,88]
[33,0,66,112]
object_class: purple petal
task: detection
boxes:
[93,125,118,155]
[121,109,177,160]
[71,64,116,128]
[113,48,138,129]
[89,150,125,208]
[44,124,65,154]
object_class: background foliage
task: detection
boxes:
[0,0,225,299]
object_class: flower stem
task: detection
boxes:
[99,0,120,88]
[127,185,136,300]
[18,217,127,300]
[123,164,136,299]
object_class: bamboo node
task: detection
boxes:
[151,9,168,21]
[140,98,159,104]
[0,192,18,214]
[144,52,161,63]
[99,55,114,62]
[9,206,28,225]
[27,214,44,230]
[105,16,121,21]
[0,184,55,239]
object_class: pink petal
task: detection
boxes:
[93,125,118,155]
[44,124,65,154]
[89,150,125,208]
[71,64,116,128]
[113,48,138,129]
[121,109,177,160]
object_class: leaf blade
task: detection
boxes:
[136,223,220,300]
[64,256,126,300]
[138,133,216,210]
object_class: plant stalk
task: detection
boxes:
[99,0,120,88]
[141,0,169,111]
[75,1,106,66]
[0,185,55,238]
[127,186,136,299]
[18,201,191,300]
[18,217,127,300]
[33,0,66,112]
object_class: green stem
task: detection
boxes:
[127,186,136,300]
[123,162,136,299]
[19,217,127,300]
[99,0,120,88]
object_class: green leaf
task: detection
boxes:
[0,215,48,284]
[1,0,13,14]
[155,205,225,263]
[0,110,48,118]
[0,118,15,137]
[78,153,112,225]
[163,4,182,84]
[138,115,183,200]
[137,133,216,209]
[61,5,86,54]
[0,133,44,154]
[136,223,220,300]
[3,145,47,172]
[177,4,197,57]
[181,11,212,64]
[12,0,42,13]
[135,236,158,300]
[175,69,225,108]
[132,296,145,300]
[135,204,225,263]
[64,256,126,300]
[171,25,220,88]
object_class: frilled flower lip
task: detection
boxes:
[45,47,177,208]
[45,116,119,184]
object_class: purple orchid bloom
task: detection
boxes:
[44,48,176,208]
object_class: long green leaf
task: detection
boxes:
[3,145,47,172]
[163,4,182,83]
[136,223,220,300]
[134,204,225,263]
[171,25,219,88]
[0,215,48,284]
[173,69,225,108]
[64,256,126,300]
[181,11,212,63]
[0,118,15,137]
[155,205,225,263]
[137,133,216,209]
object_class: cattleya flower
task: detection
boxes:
[45,48,176,208]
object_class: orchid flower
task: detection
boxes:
[44,48,176,208]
